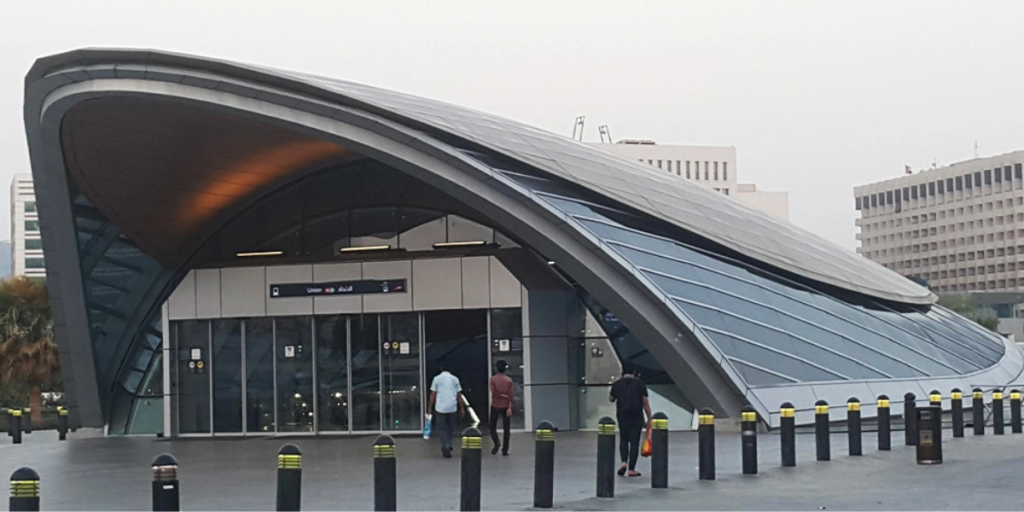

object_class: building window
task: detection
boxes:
[995,169,1002,183]
[714,162,719,181]
[974,172,982,187]
[25,258,44,269]
[24,220,39,232]
[903,187,909,200]
[1016,163,1022,180]
[955,176,963,190]
[686,161,691,179]
[704,162,709,180]
[965,174,973,189]
[928,182,936,196]
[24,239,42,250]
[657,160,662,169]
[723,162,728,181]
[1005,166,1012,182]
[24,201,36,213]
[676,161,682,176]
[723,189,729,196]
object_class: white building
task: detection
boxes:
[591,141,790,221]
[854,151,1024,295]
[11,174,44,277]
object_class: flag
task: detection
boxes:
[905,165,912,175]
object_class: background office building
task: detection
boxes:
[591,141,790,221]
[25,49,1022,437]
[10,173,44,277]
[854,151,1024,295]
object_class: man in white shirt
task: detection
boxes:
[429,365,465,458]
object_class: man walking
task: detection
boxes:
[429,365,465,458]
[488,360,515,455]
[609,362,652,477]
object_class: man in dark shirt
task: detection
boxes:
[488,360,515,455]
[609,361,652,477]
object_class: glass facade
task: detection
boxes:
[170,309,517,435]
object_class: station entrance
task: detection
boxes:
[171,308,524,436]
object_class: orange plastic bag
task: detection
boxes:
[641,423,653,457]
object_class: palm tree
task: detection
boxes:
[0,277,59,428]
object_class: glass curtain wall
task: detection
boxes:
[381,313,421,431]
[212,320,243,433]
[351,315,382,431]
[245,319,275,433]
[316,316,349,431]
[489,309,525,429]
[276,317,314,432]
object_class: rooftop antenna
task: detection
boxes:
[599,125,613,143]
[974,141,978,158]
[572,116,586,141]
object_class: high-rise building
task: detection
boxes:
[590,141,790,221]
[10,174,44,277]
[854,151,1024,294]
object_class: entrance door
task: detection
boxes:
[381,313,421,431]
[424,310,489,432]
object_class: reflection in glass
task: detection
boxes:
[212,319,242,433]
[382,313,421,431]
[425,310,489,432]
[316,316,349,432]
[276,317,314,432]
[245,319,275,433]
[490,309,525,429]
[351,315,381,431]
[175,320,210,434]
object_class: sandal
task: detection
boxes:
[628,471,642,478]
[617,465,628,476]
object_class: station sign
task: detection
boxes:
[269,279,406,298]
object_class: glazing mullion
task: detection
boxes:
[311,316,318,433]
[347,316,353,433]
[377,314,384,433]
[272,318,278,434]
[207,321,214,435]
[241,320,247,435]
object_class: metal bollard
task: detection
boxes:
[460,427,482,511]
[22,408,31,435]
[534,421,555,507]
[57,408,68,441]
[780,402,796,467]
[951,388,964,438]
[929,390,941,409]
[650,413,668,489]
[814,400,829,462]
[698,408,716,480]
[973,388,985,435]
[6,409,12,438]
[993,390,1005,435]
[151,453,180,512]
[904,393,917,446]
[276,443,302,511]
[9,467,40,512]
[847,398,862,456]
[596,417,615,498]
[373,435,397,512]
[877,395,891,451]
[11,410,22,445]
[741,406,757,475]
[1011,390,1022,434]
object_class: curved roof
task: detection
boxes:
[27,48,933,305]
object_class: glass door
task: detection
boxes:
[275,317,314,432]
[175,320,211,434]
[424,310,489,432]
[315,315,349,432]
[381,313,421,431]
[351,315,382,431]
[245,319,275,433]
[212,319,243,434]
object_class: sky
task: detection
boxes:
[1,1,1023,250]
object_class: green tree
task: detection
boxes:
[0,277,60,428]
[937,294,1001,332]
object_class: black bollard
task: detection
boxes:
[993,390,1005,435]
[951,389,964,438]
[847,398,862,456]
[973,388,985,435]
[596,417,615,498]
[698,408,716,480]
[904,393,917,446]
[22,408,31,435]
[11,410,22,445]
[741,406,757,475]
[460,427,482,511]
[6,409,12,438]
[276,443,302,511]
[877,395,891,451]
[57,408,68,441]
[814,400,830,461]
[1011,390,1022,434]
[780,402,796,467]
[533,421,555,507]
[929,390,942,409]
[151,453,180,512]
[373,435,397,512]
[650,413,669,489]
[9,467,40,512]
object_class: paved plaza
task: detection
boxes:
[2,426,1023,511]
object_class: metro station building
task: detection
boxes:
[24,49,1024,436]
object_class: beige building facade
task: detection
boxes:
[591,141,789,221]
[10,173,44,277]
[854,151,1024,294]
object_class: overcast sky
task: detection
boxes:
[2,1,1023,249]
